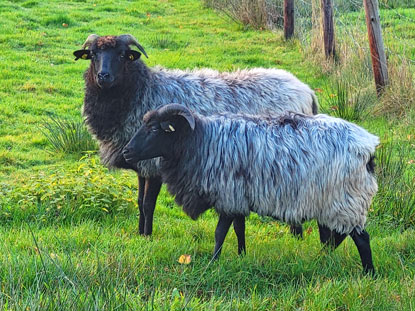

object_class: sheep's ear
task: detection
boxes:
[73,49,91,61]
[125,50,141,61]
[160,121,176,133]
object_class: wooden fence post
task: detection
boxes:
[284,0,295,39]
[363,0,388,95]
[320,0,335,58]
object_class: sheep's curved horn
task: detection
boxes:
[81,34,100,49]
[158,104,195,130]
[118,34,149,58]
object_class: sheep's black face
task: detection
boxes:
[122,121,176,165]
[91,45,141,89]
[74,43,141,89]
[123,104,196,166]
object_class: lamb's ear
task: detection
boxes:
[177,112,195,130]
[73,49,91,61]
[125,50,141,61]
[160,121,176,133]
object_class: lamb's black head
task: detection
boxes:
[73,34,148,89]
[122,104,195,165]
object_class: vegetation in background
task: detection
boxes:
[203,0,415,120]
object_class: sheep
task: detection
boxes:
[122,104,379,274]
[73,34,318,239]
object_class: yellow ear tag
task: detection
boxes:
[168,125,175,132]
[81,53,88,59]
[129,54,134,60]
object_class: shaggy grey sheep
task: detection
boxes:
[73,34,318,237]
[122,104,379,274]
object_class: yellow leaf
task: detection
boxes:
[178,254,191,264]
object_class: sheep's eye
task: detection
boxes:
[120,53,125,59]
[151,127,159,132]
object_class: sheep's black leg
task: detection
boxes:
[318,223,347,249]
[350,229,375,275]
[142,176,162,236]
[290,224,303,238]
[212,214,233,260]
[137,176,146,235]
[232,216,246,256]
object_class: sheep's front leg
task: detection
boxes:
[212,214,233,260]
[289,224,303,238]
[232,216,246,255]
[350,229,375,275]
[137,176,146,235]
[142,176,162,236]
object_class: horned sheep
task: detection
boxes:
[122,104,379,274]
[73,34,318,237]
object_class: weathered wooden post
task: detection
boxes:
[320,0,335,58]
[284,0,295,39]
[363,0,388,95]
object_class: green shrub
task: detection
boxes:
[0,154,137,225]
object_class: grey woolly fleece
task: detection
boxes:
[86,64,318,177]
[159,112,379,235]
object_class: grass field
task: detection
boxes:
[1,0,415,310]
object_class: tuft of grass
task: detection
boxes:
[373,141,415,228]
[149,35,183,50]
[43,14,73,27]
[39,116,97,155]
[377,58,415,117]
[320,80,373,121]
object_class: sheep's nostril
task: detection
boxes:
[98,72,110,81]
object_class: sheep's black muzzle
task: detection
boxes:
[122,147,141,166]
[96,72,115,89]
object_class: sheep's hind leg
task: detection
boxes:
[142,176,162,236]
[137,176,146,235]
[232,216,246,256]
[350,229,375,275]
[318,223,347,249]
[212,214,234,260]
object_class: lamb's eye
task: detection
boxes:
[151,127,158,132]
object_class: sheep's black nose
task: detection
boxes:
[98,72,110,81]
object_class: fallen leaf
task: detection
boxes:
[178,254,191,264]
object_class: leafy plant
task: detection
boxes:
[0,154,136,225]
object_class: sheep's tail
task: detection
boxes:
[311,92,319,115]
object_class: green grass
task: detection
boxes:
[1,0,415,310]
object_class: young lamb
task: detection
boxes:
[122,104,379,274]
[73,34,317,238]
